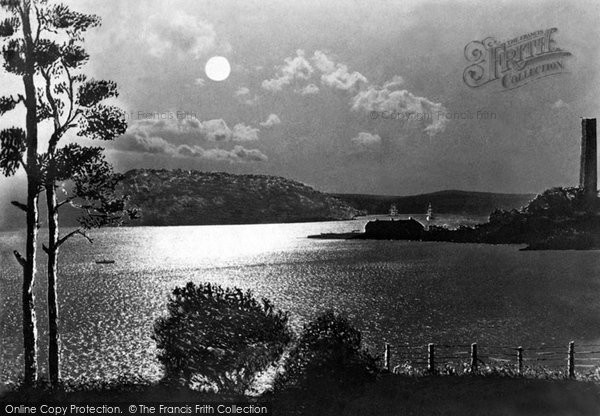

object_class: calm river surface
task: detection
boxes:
[1,215,600,382]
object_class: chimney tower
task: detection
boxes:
[580,118,597,198]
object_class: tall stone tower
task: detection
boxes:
[580,118,597,198]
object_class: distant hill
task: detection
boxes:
[0,171,537,230]
[118,169,361,226]
[332,190,535,217]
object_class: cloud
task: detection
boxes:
[552,99,569,109]
[228,145,268,162]
[262,49,314,92]
[347,132,382,158]
[235,87,250,96]
[234,87,259,105]
[312,50,368,91]
[262,50,368,95]
[383,75,404,89]
[260,50,446,139]
[321,65,367,91]
[261,49,448,137]
[312,50,337,73]
[115,134,175,155]
[297,83,320,95]
[351,79,448,136]
[138,117,259,142]
[351,132,382,147]
[142,12,230,59]
[200,119,232,142]
[232,123,260,141]
[321,67,368,91]
[132,117,259,142]
[194,78,206,87]
[114,119,266,163]
[259,113,281,127]
[177,144,268,163]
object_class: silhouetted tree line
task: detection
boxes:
[424,187,600,249]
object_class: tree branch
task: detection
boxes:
[56,196,76,210]
[62,62,76,128]
[13,250,26,268]
[66,110,82,127]
[19,155,28,173]
[33,2,42,45]
[10,200,27,212]
[41,68,63,153]
[57,229,93,248]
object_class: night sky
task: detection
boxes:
[1,0,599,228]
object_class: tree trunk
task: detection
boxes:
[46,184,61,386]
[20,0,39,385]
[22,168,38,385]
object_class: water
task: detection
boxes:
[1,215,600,382]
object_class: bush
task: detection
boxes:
[524,187,595,218]
[274,311,378,398]
[153,282,291,394]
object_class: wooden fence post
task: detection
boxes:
[470,343,478,373]
[428,343,435,374]
[384,343,390,371]
[517,346,523,375]
[568,341,575,379]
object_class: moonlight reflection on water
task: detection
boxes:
[1,216,599,382]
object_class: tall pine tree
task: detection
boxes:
[1,0,43,385]
[0,0,136,386]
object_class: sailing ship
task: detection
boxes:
[426,202,434,222]
[389,204,399,217]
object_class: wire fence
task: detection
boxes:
[381,341,600,377]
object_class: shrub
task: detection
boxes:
[524,187,594,218]
[153,282,291,394]
[274,311,378,398]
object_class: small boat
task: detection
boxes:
[95,260,115,264]
[426,202,434,221]
[389,204,399,217]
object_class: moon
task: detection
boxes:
[205,56,231,82]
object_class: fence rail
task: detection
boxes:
[381,341,600,377]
